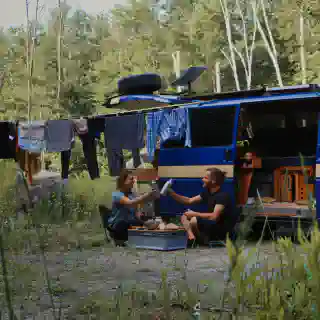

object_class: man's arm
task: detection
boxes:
[168,189,202,205]
[187,204,225,220]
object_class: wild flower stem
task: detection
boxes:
[0,233,16,320]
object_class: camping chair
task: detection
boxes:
[99,205,115,245]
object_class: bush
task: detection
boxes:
[220,223,319,319]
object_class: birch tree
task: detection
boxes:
[219,0,240,90]
[233,0,258,89]
[252,0,284,87]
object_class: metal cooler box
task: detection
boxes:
[128,228,188,251]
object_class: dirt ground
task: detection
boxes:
[4,242,274,319]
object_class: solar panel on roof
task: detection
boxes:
[171,66,207,87]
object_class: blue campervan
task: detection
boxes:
[157,84,320,236]
[106,69,320,236]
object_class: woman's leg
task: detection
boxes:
[111,220,129,241]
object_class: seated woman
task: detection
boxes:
[108,169,159,245]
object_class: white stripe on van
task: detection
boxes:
[157,165,234,178]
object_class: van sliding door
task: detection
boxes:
[158,104,241,216]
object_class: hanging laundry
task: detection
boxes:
[0,121,16,159]
[46,120,74,152]
[87,117,106,139]
[106,149,125,177]
[146,107,191,161]
[18,121,46,153]
[60,150,71,180]
[73,119,88,135]
[104,114,144,176]
[61,119,100,180]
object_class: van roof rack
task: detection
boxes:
[182,87,266,100]
[179,84,320,101]
[265,84,320,95]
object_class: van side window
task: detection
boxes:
[190,106,236,147]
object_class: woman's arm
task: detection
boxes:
[168,189,202,206]
[119,190,157,209]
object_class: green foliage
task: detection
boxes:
[0,0,319,119]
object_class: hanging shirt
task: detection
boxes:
[104,114,144,150]
[18,121,46,153]
[146,107,191,161]
[104,114,144,176]
[19,120,74,153]
[46,120,74,152]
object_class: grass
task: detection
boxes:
[1,157,319,319]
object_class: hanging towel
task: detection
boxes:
[46,120,74,152]
[104,114,144,176]
[18,121,46,153]
[146,107,191,161]
[104,114,144,149]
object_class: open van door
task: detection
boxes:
[316,113,320,221]
[158,104,241,216]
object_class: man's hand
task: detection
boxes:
[184,210,197,218]
[163,185,172,193]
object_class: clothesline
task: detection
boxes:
[4,100,196,182]
[77,100,202,120]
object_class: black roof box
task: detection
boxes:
[118,73,163,95]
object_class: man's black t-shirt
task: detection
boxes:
[199,189,233,235]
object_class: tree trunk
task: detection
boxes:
[172,51,182,93]
[25,0,32,121]
[299,12,307,84]
[220,0,240,90]
[253,2,284,87]
[215,61,221,93]
[56,0,63,112]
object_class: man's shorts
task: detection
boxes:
[196,217,225,240]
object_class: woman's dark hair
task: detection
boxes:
[116,169,132,190]
[206,167,226,186]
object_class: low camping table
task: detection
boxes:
[128,227,188,251]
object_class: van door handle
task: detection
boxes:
[224,149,233,162]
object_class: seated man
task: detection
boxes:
[167,167,233,244]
